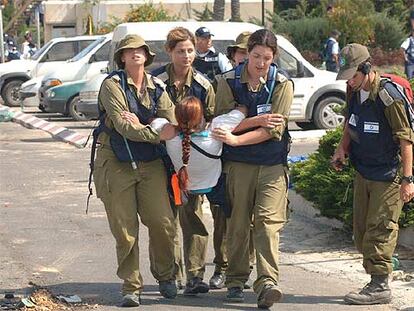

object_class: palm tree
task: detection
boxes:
[231,0,241,21]
[213,0,225,20]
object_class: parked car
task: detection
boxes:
[0,35,101,107]
[41,79,89,120]
[78,21,346,129]
[37,34,111,113]
[77,73,106,120]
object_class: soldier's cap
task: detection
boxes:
[195,27,214,38]
[114,34,155,68]
[227,31,252,57]
[336,43,371,80]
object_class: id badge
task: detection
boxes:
[257,103,271,115]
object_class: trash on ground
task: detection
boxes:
[0,109,14,122]
[57,295,82,304]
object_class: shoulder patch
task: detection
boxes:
[379,87,395,107]
[276,72,288,83]
[155,71,169,84]
[379,81,405,107]
[151,76,166,89]
[111,75,121,82]
[221,69,236,80]
[193,71,212,90]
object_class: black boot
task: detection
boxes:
[344,275,391,305]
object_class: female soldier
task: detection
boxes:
[92,34,178,307]
[149,27,218,295]
[213,29,293,309]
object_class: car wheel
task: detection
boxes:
[313,96,346,129]
[295,121,316,130]
[1,80,23,107]
[68,96,90,121]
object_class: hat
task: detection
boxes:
[113,34,155,68]
[336,43,370,80]
[226,31,251,57]
[195,27,214,38]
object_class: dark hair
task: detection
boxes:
[247,29,278,56]
[174,96,204,191]
[165,27,196,52]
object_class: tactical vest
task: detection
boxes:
[222,63,291,166]
[347,82,402,182]
[406,36,414,64]
[324,38,335,63]
[151,65,208,105]
[95,70,164,163]
[193,50,221,82]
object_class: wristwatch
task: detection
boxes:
[401,175,414,183]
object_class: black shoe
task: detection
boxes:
[226,287,244,302]
[209,273,225,289]
[183,277,210,296]
[159,280,177,299]
[344,275,391,305]
[257,284,283,309]
[121,294,141,307]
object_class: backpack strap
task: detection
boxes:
[189,140,221,159]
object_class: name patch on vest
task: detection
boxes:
[349,114,357,126]
[364,121,379,134]
[257,103,272,115]
[205,56,219,62]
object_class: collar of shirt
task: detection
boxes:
[165,63,193,88]
[125,71,156,92]
[239,62,264,92]
[328,37,337,43]
[197,46,216,57]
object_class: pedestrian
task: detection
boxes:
[193,26,233,82]
[400,10,414,80]
[332,43,414,305]
[227,31,251,67]
[322,30,341,73]
[213,28,293,309]
[21,31,37,59]
[92,34,178,307]
[150,27,220,295]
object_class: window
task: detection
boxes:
[277,48,298,77]
[93,41,111,62]
[79,40,95,52]
[41,41,77,62]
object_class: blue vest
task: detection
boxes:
[222,63,291,166]
[324,38,336,63]
[347,84,401,182]
[406,36,414,64]
[193,50,221,82]
[95,70,164,162]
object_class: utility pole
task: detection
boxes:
[261,0,265,26]
[35,5,40,48]
[0,4,4,63]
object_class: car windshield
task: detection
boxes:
[31,41,54,61]
[69,37,105,62]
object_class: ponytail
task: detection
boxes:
[178,127,191,191]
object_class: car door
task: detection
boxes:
[85,41,111,80]
[32,40,95,78]
[277,47,315,121]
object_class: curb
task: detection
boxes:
[1,105,88,148]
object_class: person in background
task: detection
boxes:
[193,26,233,82]
[400,10,414,80]
[323,30,341,73]
[227,31,251,67]
[21,31,37,59]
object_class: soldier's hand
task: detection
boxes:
[121,111,140,125]
[212,127,239,146]
[160,123,178,141]
[257,113,285,129]
[400,181,414,203]
[331,147,347,171]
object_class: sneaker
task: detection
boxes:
[121,294,141,307]
[257,284,283,309]
[159,280,177,299]
[209,273,225,289]
[183,277,210,295]
[344,275,391,305]
[226,287,244,302]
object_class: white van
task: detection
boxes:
[0,35,101,106]
[79,21,346,129]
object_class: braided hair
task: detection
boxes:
[174,96,203,191]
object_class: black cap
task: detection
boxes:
[195,27,214,38]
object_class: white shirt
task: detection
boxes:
[360,89,370,103]
[328,37,339,55]
[151,110,245,191]
[401,37,412,51]
[197,46,233,73]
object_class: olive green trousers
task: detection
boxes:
[353,172,403,275]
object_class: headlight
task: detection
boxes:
[80,91,99,101]
[45,79,62,87]
[46,90,55,98]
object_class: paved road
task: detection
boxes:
[0,119,393,310]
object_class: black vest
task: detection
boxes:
[222,63,291,166]
[193,50,221,82]
[348,86,400,181]
[95,70,164,162]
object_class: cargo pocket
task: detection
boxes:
[93,157,110,199]
[378,218,399,243]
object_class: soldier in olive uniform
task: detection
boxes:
[213,29,293,309]
[150,27,218,295]
[332,43,414,305]
[92,35,178,307]
[227,31,251,67]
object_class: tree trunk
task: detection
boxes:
[212,0,225,21]
[231,0,241,21]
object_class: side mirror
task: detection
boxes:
[297,61,305,78]
[89,54,96,63]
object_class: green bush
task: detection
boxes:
[291,127,414,229]
[372,13,405,50]
[124,2,177,22]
